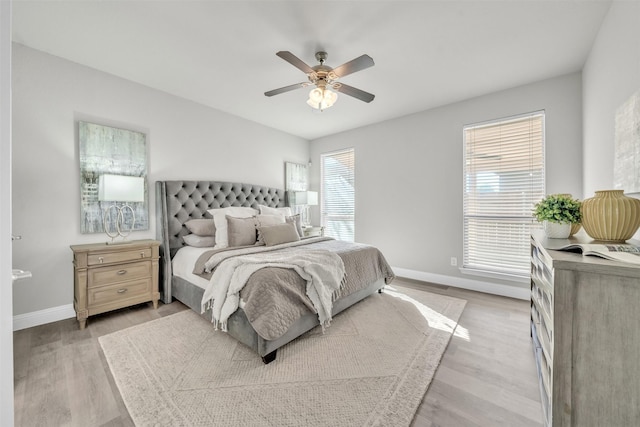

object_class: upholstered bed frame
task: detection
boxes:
[155,180,286,301]
[155,180,384,363]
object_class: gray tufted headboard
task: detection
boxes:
[155,180,285,302]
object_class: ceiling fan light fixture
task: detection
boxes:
[308,87,324,103]
[307,87,338,111]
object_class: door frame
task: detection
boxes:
[1,0,14,424]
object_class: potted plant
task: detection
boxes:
[533,194,582,238]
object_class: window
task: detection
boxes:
[463,111,545,280]
[321,148,355,242]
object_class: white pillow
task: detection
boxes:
[207,206,258,248]
[259,205,292,218]
[183,234,216,248]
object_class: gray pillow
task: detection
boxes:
[286,214,304,238]
[258,222,301,246]
[183,234,216,247]
[185,219,216,236]
[256,214,286,245]
[227,215,257,247]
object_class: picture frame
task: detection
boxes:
[285,161,308,214]
[78,121,148,234]
[614,90,640,194]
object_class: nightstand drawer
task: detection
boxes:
[88,278,152,307]
[87,248,152,266]
[88,261,151,287]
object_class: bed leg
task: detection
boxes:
[262,350,277,364]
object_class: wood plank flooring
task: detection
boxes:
[13,279,542,426]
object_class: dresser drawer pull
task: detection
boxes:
[117,288,128,294]
[140,252,145,258]
[98,257,104,264]
[117,270,127,275]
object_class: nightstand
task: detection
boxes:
[302,226,324,238]
[70,239,160,329]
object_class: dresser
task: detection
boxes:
[530,230,640,426]
[71,239,160,329]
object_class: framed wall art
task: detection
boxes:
[78,121,148,234]
[614,89,640,194]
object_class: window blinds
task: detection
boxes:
[463,111,545,279]
[321,148,355,242]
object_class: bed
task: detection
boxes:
[156,180,394,363]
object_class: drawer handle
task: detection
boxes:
[140,252,145,258]
[117,270,127,275]
[117,288,128,294]
[98,257,104,264]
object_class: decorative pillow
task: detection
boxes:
[185,219,216,236]
[183,234,216,248]
[258,222,301,246]
[286,214,304,237]
[259,205,292,218]
[227,215,258,247]
[255,214,286,245]
[207,206,258,248]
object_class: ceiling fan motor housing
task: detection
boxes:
[309,52,337,87]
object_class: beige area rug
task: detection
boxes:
[99,285,466,427]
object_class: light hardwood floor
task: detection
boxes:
[13,278,542,426]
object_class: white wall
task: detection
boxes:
[11,44,308,317]
[310,73,583,293]
[583,1,640,197]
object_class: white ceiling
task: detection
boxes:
[11,0,612,140]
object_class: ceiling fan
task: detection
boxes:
[264,51,375,110]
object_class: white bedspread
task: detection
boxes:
[201,249,345,332]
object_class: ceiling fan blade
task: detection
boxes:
[331,54,374,78]
[264,82,309,97]
[276,51,315,74]
[333,83,375,103]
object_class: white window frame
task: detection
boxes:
[320,148,355,242]
[462,111,545,282]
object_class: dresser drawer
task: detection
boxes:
[88,261,151,287]
[87,248,152,266]
[88,278,152,307]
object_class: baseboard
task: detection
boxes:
[11,270,527,331]
[13,304,76,331]
[392,267,530,300]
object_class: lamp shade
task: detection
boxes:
[306,191,318,206]
[294,191,318,206]
[98,174,145,202]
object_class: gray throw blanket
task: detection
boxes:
[201,248,345,333]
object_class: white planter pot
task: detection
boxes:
[543,220,571,239]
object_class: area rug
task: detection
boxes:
[99,285,466,426]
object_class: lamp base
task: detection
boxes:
[103,204,136,245]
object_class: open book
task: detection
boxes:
[557,243,640,264]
